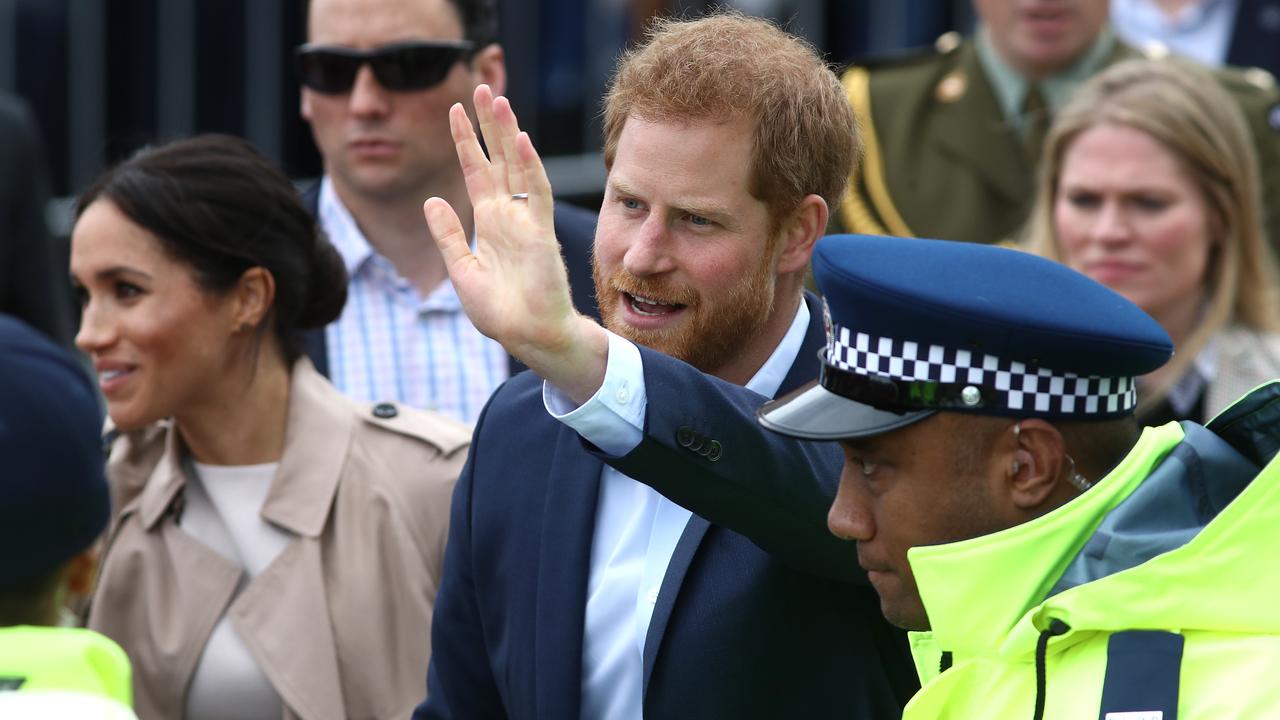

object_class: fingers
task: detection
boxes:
[472,84,511,197]
[423,197,473,270]
[450,102,497,203]
[457,84,552,215]
[515,131,555,220]
[492,95,526,196]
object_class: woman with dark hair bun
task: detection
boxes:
[72,134,469,720]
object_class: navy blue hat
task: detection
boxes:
[0,315,110,592]
[758,235,1174,440]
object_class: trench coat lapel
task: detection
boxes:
[229,541,346,720]
[534,427,603,720]
[126,430,252,718]
[230,361,353,720]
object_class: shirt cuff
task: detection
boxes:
[543,330,646,457]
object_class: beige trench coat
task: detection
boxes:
[87,360,470,720]
[1206,325,1280,419]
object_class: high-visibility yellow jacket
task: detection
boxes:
[904,382,1280,719]
[0,625,136,718]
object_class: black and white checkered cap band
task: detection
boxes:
[824,324,1137,416]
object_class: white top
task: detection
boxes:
[319,177,510,423]
[180,461,291,720]
[544,300,811,719]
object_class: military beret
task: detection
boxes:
[758,235,1173,440]
[0,314,109,592]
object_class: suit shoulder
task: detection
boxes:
[553,200,598,226]
[358,401,471,458]
[553,201,598,250]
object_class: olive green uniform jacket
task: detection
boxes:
[841,35,1280,248]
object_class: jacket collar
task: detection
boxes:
[908,422,1185,658]
[137,359,352,536]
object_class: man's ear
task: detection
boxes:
[232,267,277,332]
[775,194,828,275]
[1005,418,1069,512]
[300,88,313,122]
[471,44,507,97]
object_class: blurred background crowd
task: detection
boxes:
[4,0,1280,717]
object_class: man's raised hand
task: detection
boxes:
[423,84,607,401]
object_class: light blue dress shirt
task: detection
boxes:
[544,299,811,720]
[319,178,509,423]
[1112,0,1239,67]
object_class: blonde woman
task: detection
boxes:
[1024,58,1280,424]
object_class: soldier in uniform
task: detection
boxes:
[840,0,1280,249]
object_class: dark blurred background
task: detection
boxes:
[0,0,975,222]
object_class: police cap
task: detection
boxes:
[0,315,110,592]
[758,235,1174,440]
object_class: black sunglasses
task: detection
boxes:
[294,40,475,94]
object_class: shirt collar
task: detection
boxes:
[318,176,465,311]
[745,296,811,399]
[318,176,376,276]
[1166,336,1219,416]
[976,23,1116,127]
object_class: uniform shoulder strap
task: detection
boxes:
[840,66,914,237]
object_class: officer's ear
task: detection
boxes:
[1005,419,1073,514]
[774,194,828,275]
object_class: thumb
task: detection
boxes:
[423,197,472,271]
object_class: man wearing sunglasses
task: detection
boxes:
[296,0,598,424]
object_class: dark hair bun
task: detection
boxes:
[297,228,348,330]
[75,134,351,364]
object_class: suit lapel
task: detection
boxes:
[780,293,827,396]
[534,426,603,720]
[641,514,710,692]
[641,293,826,694]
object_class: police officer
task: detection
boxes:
[840,0,1280,250]
[0,315,136,719]
[757,234,1280,718]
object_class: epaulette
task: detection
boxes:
[839,31,962,72]
[1210,63,1280,131]
[360,401,471,456]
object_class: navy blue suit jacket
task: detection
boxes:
[1228,0,1280,78]
[298,182,600,377]
[418,293,917,719]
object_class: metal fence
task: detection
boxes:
[0,0,973,216]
